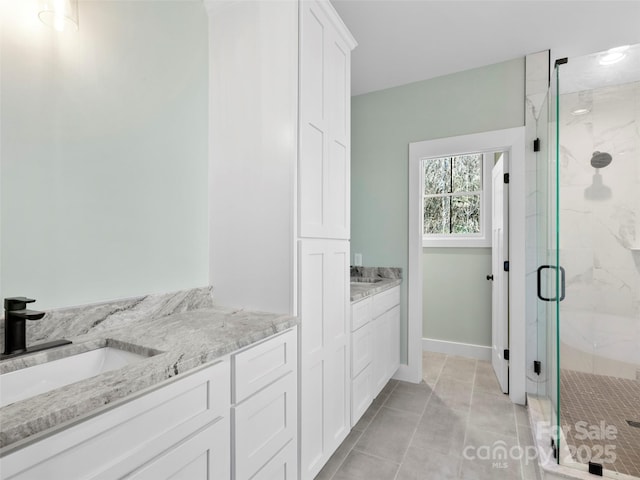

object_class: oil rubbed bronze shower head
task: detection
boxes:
[590,151,612,169]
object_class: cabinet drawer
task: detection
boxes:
[351,365,372,427]
[251,440,297,480]
[351,296,372,331]
[1,361,230,480]
[125,417,230,480]
[351,322,372,378]
[372,286,400,318]
[233,328,297,403]
[233,372,296,480]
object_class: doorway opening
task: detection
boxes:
[402,127,526,405]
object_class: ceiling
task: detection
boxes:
[330,1,640,96]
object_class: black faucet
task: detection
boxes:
[3,297,71,357]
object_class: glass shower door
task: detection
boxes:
[535,66,561,464]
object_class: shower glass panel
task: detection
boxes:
[556,43,640,479]
[535,79,561,461]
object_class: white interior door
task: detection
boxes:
[491,154,509,393]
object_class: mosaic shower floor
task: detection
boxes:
[560,369,640,478]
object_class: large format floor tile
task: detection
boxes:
[315,353,542,480]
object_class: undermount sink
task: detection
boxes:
[350,277,383,285]
[0,347,150,407]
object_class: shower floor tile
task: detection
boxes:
[560,369,640,478]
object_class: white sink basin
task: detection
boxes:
[0,347,149,407]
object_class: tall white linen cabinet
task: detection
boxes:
[206,1,356,478]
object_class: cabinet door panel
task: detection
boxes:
[351,322,372,377]
[299,239,350,479]
[371,314,387,398]
[388,305,401,378]
[327,140,349,238]
[324,341,349,446]
[299,0,351,240]
[351,365,372,427]
[326,36,348,143]
[299,123,325,235]
[300,4,324,126]
[234,373,296,480]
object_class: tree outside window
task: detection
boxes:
[422,153,483,236]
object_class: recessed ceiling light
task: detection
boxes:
[571,108,590,116]
[599,45,630,66]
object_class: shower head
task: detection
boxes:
[590,151,612,169]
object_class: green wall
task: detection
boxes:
[351,58,525,360]
[1,3,209,310]
[422,248,492,346]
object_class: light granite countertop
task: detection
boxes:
[350,278,402,303]
[0,305,297,453]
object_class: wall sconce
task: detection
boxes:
[39,0,79,32]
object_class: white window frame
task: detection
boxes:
[421,152,493,247]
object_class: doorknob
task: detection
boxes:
[486,274,494,281]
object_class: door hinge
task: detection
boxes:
[533,138,540,152]
[503,173,510,184]
[503,349,509,361]
[534,360,541,375]
[503,261,509,272]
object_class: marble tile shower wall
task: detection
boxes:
[558,81,640,373]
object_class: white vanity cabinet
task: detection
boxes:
[350,286,400,427]
[0,328,298,480]
[0,360,231,480]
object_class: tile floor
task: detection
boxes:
[315,352,541,480]
[561,368,640,477]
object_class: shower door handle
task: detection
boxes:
[537,265,566,302]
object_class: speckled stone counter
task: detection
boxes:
[350,267,402,302]
[0,303,297,452]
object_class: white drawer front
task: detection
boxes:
[251,440,297,480]
[351,365,372,427]
[351,322,372,378]
[234,373,296,480]
[233,328,297,403]
[372,286,400,318]
[351,296,372,331]
[125,417,230,480]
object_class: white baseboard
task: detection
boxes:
[422,338,491,361]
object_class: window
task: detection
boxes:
[422,152,493,247]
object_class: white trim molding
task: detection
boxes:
[422,338,492,362]
[408,127,526,405]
